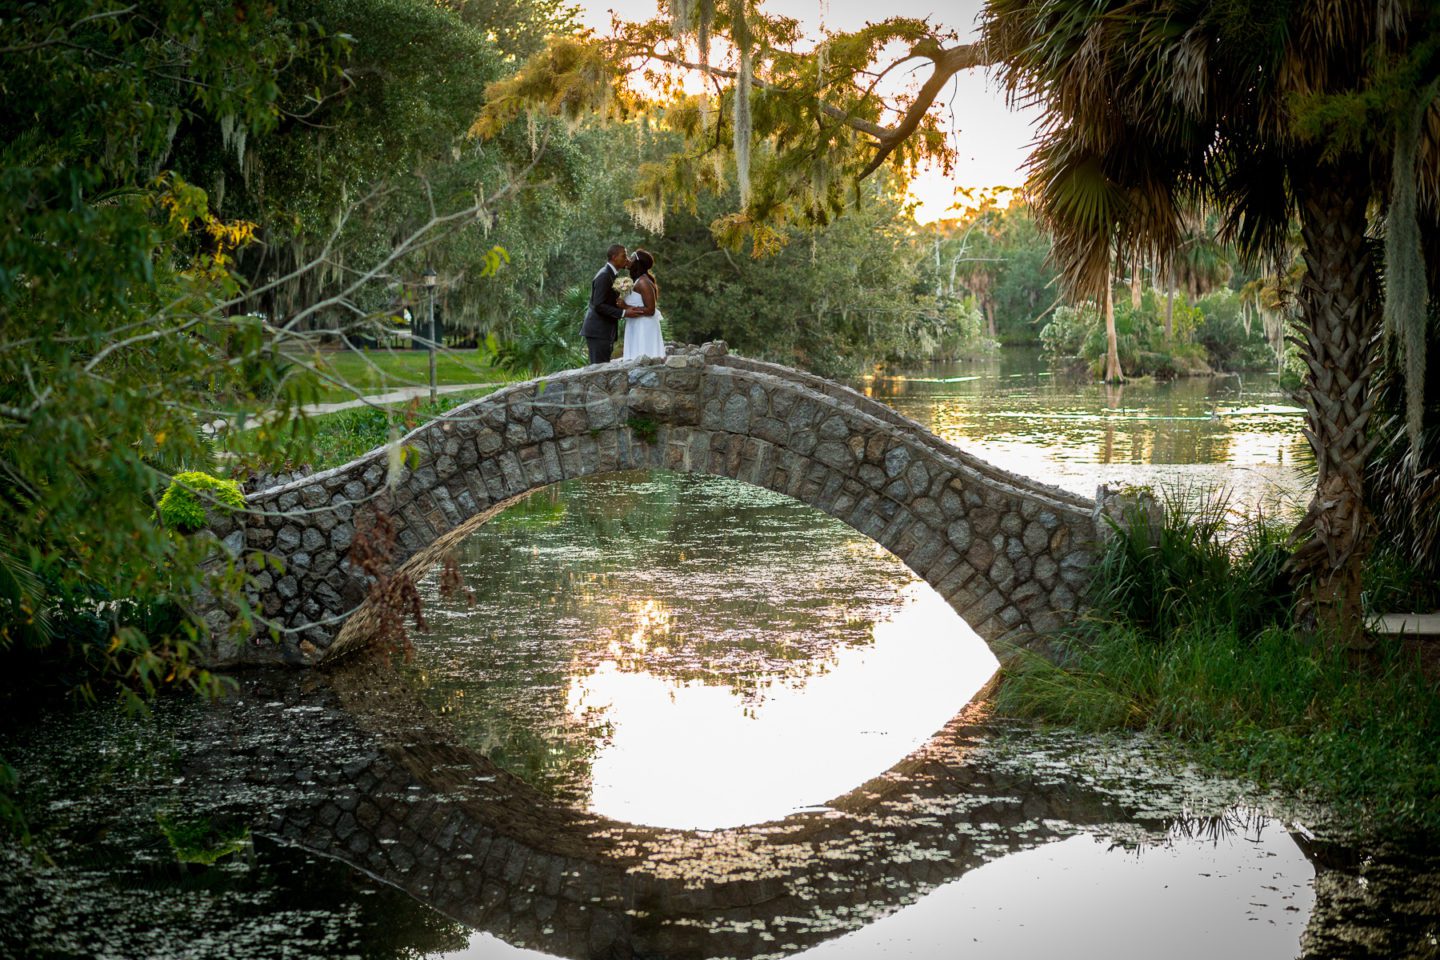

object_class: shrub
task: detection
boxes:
[486,285,588,376]
[156,472,245,533]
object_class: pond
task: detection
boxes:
[4,351,1434,959]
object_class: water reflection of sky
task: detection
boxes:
[411,472,998,828]
[431,811,1313,960]
[571,584,997,829]
[792,814,1313,960]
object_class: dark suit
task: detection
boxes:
[581,262,624,363]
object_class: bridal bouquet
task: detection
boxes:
[612,276,634,299]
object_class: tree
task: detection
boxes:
[0,0,347,699]
[984,0,1440,644]
[920,198,1059,345]
[473,2,988,253]
[0,0,560,701]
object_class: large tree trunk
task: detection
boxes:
[1289,163,1380,648]
[1103,279,1123,383]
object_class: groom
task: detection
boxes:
[582,243,632,364]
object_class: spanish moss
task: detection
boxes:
[730,0,752,207]
[1383,80,1437,452]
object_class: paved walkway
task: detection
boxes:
[302,381,503,417]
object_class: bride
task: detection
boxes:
[620,249,666,360]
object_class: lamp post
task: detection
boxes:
[422,266,438,403]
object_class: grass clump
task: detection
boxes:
[156,472,245,533]
[998,488,1440,835]
[626,415,659,443]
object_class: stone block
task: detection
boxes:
[1023,520,1049,553]
[818,416,849,441]
[722,393,751,433]
[970,508,999,537]
[476,428,503,455]
[905,461,930,493]
[884,445,911,478]
[947,518,972,551]
[813,440,853,469]
[911,496,942,526]
[627,367,660,388]
[967,536,994,571]
[988,554,1015,590]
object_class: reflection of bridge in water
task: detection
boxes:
[203,343,1110,667]
[188,658,1298,960]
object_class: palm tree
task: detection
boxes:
[984,0,1440,646]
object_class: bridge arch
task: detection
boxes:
[202,344,1101,666]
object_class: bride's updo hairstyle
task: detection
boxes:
[631,249,655,281]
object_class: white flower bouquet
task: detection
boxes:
[612,276,634,299]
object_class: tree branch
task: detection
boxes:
[618,40,989,176]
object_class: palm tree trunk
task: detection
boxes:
[1130,261,1141,309]
[1103,279,1122,383]
[1164,271,1174,340]
[1288,163,1379,648]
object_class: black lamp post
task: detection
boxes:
[422,266,438,403]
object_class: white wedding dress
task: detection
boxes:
[621,290,666,360]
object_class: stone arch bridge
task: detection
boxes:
[201,343,1108,667]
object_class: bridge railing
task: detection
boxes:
[708,351,1095,514]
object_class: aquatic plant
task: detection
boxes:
[157,813,251,866]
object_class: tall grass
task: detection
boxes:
[997,488,1440,835]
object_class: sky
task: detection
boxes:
[573,0,1042,221]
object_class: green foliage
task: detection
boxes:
[1193,290,1277,372]
[918,200,1060,345]
[655,174,963,376]
[157,813,251,865]
[156,473,246,534]
[998,492,1440,834]
[626,416,659,443]
[1088,489,1293,640]
[0,0,579,703]
[1040,286,1273,377]
[484,285,589,376]
[474,5,968,250]
[999,621,1440,833]
[1366,338,1440,593]
[0,1,344,703]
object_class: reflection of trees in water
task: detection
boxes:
[878,355,1304,470]
[406,470,915,805]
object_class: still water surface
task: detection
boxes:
[8,351,1411,960]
